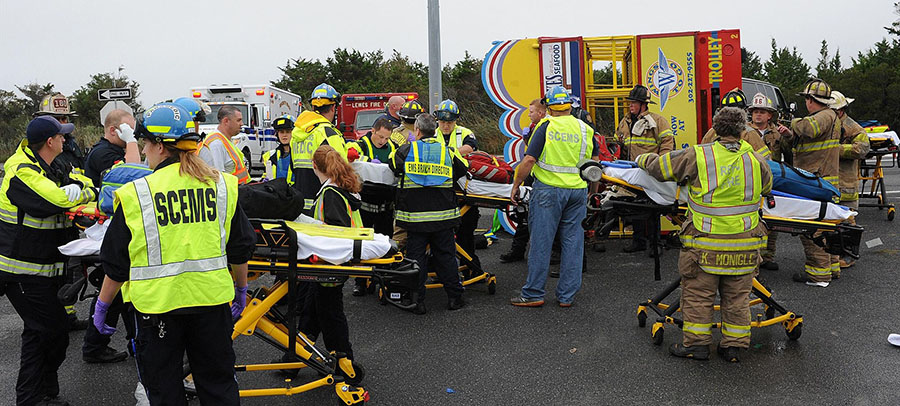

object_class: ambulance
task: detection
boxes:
[189,84,302,173]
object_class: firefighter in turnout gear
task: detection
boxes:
[745,93,783,271]
[291,83,350,212]
[616,85,674,253]
[778,78,842,287]
[95,103,256,405]
[391,100,424,146]
[636,107,772,362]
[700,90,771,160]
[0,115,97,406]
[830,90,869,270]
[389,114,469,315]
[262,114,296,184]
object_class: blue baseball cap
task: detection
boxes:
[26,115,74,144]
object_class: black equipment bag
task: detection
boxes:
[238,178,305,220]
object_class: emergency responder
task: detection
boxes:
[700,90,771,159]
[745,93,786,271]
[83,109,141,187]
[34,94,84,176]
[0,115,97,406]
[389,114,469,315]
[500,98,546,263]
[34,93,89,330]
[378,95,405,128]
[199,105,250,184]
[830,90,869,270]
[291,83,351,212]
[778,78,841,287]
[350,117,398,295]
[262,114,296,183]
[95,103,255,405]
[434,99,482,274]
[80,108,140,365]
[390,100,424,146]
[615,85,674,254]
[637,107,772,362]
[509,86,598,307]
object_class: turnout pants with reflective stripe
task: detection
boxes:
[801,233,834,283]
[133,304,239,406]
[679,251,754,348]
[761,230,778,262]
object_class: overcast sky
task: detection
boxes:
[1,0,896,109]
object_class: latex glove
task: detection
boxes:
[93,298,117,335]
[347,148,360,162]
[115,123,137,144]
[371,158,381,164]
[231,285,248,319]
[61,184,82,202]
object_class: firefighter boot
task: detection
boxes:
[717,345,740,363]
[669,343,710,360]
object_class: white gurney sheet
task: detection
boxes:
[58,222,108,257]
[867,131,900,147]
[601,167,857,221]
[295,232,392,264]
[353,160,529,200]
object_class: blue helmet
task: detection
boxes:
[544,86,572,106]
[173,97,211,123]
[272,114,295,130]
[135,103,199,143]
[310,83,340,107]
[434,99,460,121]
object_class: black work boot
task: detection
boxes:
[83,346,128,364]
[448,297,466,311]
[668,343,710,360]
[499,250,525,263]
[760,260,779,271]
[717,345,740,362]
[412,302,427,315]
[352,278,366,297]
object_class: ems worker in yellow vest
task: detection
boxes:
[262,114,296,184]
[637,107,772,362]
[434,99,482,274]
[616,85,675,253]
[95,103,256,405]
[509,86,598,307]
[830,90,869,270]
[390,100,424,146]
[777,78,842,287]
[199,105,250,184]
[0,116,97,406]
[291,83,350,212]
[389,114,470,315]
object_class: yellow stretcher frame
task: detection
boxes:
[858,138,897,221]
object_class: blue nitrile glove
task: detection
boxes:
[371,158,382,164]
[93,298,117,335]
[231,285,248,319]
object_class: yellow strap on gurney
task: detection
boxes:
[601,174,644,191]
[270,221,375,241]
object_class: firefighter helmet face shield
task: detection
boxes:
[310,83,340,107]
[433,99,460,121]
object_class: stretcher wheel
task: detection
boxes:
[878,195,884,207]
[637,308,647,328]
[341,361,366,386]
[786,323,802,340]
[487,279,496,294]
[888,208,895,221]
[377,288,388,305]
[651,323,664,346]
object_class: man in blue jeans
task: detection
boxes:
[510,86,598,307]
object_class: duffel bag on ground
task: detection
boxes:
[238,178,305,220]
[466,151,514,183]
[99,162,153,214]
[769,160,840,202]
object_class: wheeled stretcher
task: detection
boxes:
[228,219,420,404]
[590,168,863,346]
[858,132,899,220]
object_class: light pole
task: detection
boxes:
[427,0,442,111]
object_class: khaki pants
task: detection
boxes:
[393,223,407,251]
[801,233,835,283]
[678,249,754,348]
[761,230,777,262]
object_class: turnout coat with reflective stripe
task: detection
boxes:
[838,115,870,201]
[790,107,841,189]
[0,140,96,278]
[636,138,773,275]
[114,163,237,314]
[616,110,675,160]
[389,137,467,232]
[291,111,348,212]
[701,125,771,160]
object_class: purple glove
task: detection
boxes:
[231,285,248,319]
[371,158,381,164]
[93,298,117,335]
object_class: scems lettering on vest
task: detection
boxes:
[154,188,216,226]
[546,129,581,143]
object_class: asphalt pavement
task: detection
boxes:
[2,165,900,405]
